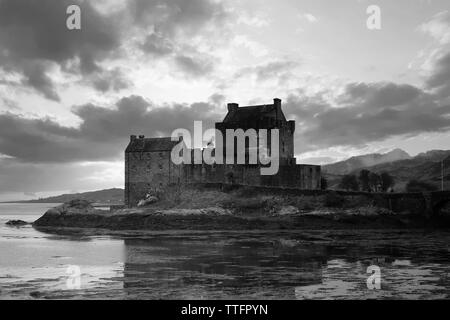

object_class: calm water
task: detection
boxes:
[0,203,449,299]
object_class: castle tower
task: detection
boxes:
[215,98,296,165]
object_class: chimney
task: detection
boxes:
[130,135,137,141]
[227,103,239,113]
[138,135,145,139]
[274,98,281,110]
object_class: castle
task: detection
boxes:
[125,99,321,207]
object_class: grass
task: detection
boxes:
[139,184,400,217]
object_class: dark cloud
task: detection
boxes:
[0,95,222,163]
[21,61,60,101]
[426,51,450,98]
[284,82,450,153]
[341,82,422,108]
[5,80,448,164]
[140,33,175,56]
[90,68,132,93]
[0,0,228,98]
[129,0,227,37]
[174,54,214,77]
[127,0,228,77]
[208,93,227,105]
[0,0,124,98]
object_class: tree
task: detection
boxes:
[359,169,371,192]
[321,177,328,190]
[406,180,438,192]
[339,174,359,191]
[368,172,381,192]
[380,172,395,192]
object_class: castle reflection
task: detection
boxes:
[122,234,328,299]
[33,228,450,299]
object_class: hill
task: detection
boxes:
[323,148,411,175]
[324,150,450,191]
[12,188,124,205]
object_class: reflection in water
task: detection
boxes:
[123,236,325,299]
[119,230,450,299]
[0,216,449,299]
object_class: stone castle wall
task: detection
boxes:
[125,152,321,207]
[182,163,321,189]
[125,150,182,206]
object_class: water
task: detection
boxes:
[0,203,449,299]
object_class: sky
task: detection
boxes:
[0,0,450,200]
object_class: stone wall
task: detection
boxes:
[181,163,321,190]
[125,151,182,206]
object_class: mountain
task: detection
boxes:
[324,150,450,191]
[416,150,450,161]
[323,148,411,175]
[10,188,124,204]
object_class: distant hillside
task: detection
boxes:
[17,188,124,204]
[324,150,450,191]
[323,149,411,175]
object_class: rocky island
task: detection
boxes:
[33,185,449,231]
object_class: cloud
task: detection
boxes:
[237,12,270,28]
[235,60,299,82]
[140,33,175,56]
[21,61,60,101]
[0,0,124,98]
[0,0,229,98]
[174,54,214,77]
[284,82,450,152]
[339,82,422,108]
[132,0,229,76]
[0,97,20,111]
[232,35,269,58]
[129,0,227,36]
[0,95,222,163]
[89,68,132,92]
[3,80,445,164]
[208,93,226,105]
[425,51,450,99]
[301,13,318,23]
[419,11,450,44]
[132,0,228,63]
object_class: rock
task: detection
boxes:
[276,206,299,216]
[39,199,97,218]
[67,199,92,209]
[153,207,231,216]
[137,196,159,207]
[5,220,28,226]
